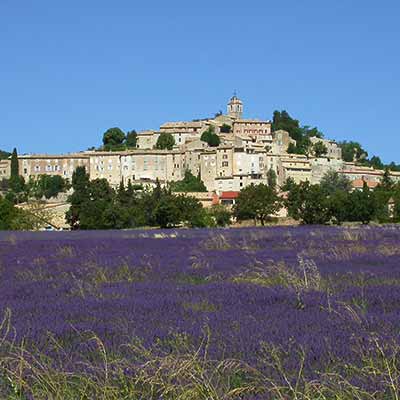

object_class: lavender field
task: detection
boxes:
[1,226,400,399]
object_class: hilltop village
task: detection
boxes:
[0,95,398,199]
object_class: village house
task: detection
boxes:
[0,160,10,180]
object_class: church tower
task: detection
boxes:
[227,93,243,119]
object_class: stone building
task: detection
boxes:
[309,137,342,159]
[278,155,312,184]
[18,154,90,181]
[232,119,272,140]
[136,130,160,150]
[0,159,10,180]
[88,152,122,186]
[227,95,243,119]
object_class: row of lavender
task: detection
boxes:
[1,226,400,398]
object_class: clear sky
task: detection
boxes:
[1,0,399,163]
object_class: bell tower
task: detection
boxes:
[227,92,243,119]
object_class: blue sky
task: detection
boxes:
[1,0,399,163]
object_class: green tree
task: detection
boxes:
[10,148,18,179]
[0,195,16,230]
[170,170,207,192]
[267,169,277,189]
[125,130,137,148]
[209,205,231,227]
[313,141,328,157]
[201,127,220,147]
[154,194,181,228]
[320,170,352,194]
[287,143,297,154]
[347,182,376,224]
[9,148,25,197]
[175,194,205,227]
[156,133,175,150]
[328,190,351,225]
[66,167,91,229]
[285,181,331,224]
[234,183,281,225]
[220,124,231,133]
[368,155,384,170]
[338,141,368,162]
[103,128,126,150]
[0,149,10,160]
[29,175,69,200]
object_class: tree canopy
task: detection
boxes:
[170,170,207,192]
[320,170,352,194]
[234,183,281,225]
[66,169,213,230]
[200,127,221,147]
[155,133,175,150]
[272,111,323,155]
[103,128,126,149]
[0,149,10,160]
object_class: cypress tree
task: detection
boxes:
[10,148,19,179]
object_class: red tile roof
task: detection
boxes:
[351,179,379,189]
[220,191,239,200]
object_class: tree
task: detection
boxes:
[28,175,69,200]
[367,155,384,170]
[0,149,10,160]
[125,130,137,148]
[103,128,126,150]
[347,182,376,224]
[201,127,221,147]
[267,169,277,189]
[281,177,296,192]
[220,124,231,133]
[170,170,207,192]
[66,167,91,229]
[10,148,18,179]
[313,142,328,157]
[380,168,394,191]
[154,194,181,228]
[156,133,175,150]
[0,195,16,230]
[234,183,281,225]
[285,181,331,224]
[175,195,205,227]
[209,205,231,227]
[338,141,368,162]
[320,170,352,194]
[328,190,351,225]
[287,143,297,154]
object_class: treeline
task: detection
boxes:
[284,170,400,225]
[0,149,10,160]
[98,128,177,151]
[66,167,231,229]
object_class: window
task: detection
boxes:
[222,154,228,159]
[222,162,228,167]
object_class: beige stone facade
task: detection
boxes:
[309,136,342,159]
[0,159,10,180]
[136,130,160,150]
[279,155,312,184]
[18,154,90,181]
[232,119,272,140]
